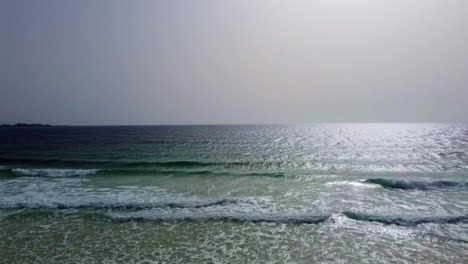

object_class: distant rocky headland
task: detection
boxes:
[0,123,52,127]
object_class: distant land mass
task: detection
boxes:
[0,123,52,127]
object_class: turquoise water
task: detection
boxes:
[0,124,467,263]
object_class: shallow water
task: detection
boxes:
[0,124,467,263]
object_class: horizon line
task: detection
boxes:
[1,122,466,127]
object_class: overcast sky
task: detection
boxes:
[1,0,467,125]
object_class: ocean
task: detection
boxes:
[0,124,467,263]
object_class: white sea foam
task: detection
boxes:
[325,180,379,188]
[11,168,98,177]
[0,176,327,223]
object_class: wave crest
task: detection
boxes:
[7,167,284,178]
[11,168,99,177]
[344,211,468,226]
[0,198,249,210]
[106,211,330,224]
[364,178,468,190]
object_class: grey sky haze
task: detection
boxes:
[1,0,468,125]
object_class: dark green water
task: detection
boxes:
[0,124,467,263]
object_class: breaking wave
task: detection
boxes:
[106,211,330,224]
[95,169,285,177]
[3,157,467,173]
[0,196,330,224]
[6,167,284,178]
[344,211,468,226]
[11,168,99,177]
[0,198,248,210]
[364,178,468,190]
[0,157,283,169]
[4,207,468,226]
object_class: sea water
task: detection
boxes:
[0,124,467,263]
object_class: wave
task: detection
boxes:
[0,198,248,210]
[2,195,467,226]
[95,169,285,178]
[6,167,284,178]
[0,157,281,169]
[11,168,98,177]
[5,207,467,226]
[0,197,330,224]
[344,211,468,226]
[106,211,330,224]
[3,157,468,175]
[364,178,468,190]
[0,157,220,168]
[2,209,331,224]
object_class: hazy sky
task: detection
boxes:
[1,0,467,125]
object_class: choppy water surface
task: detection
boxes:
[0,124,467,263]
